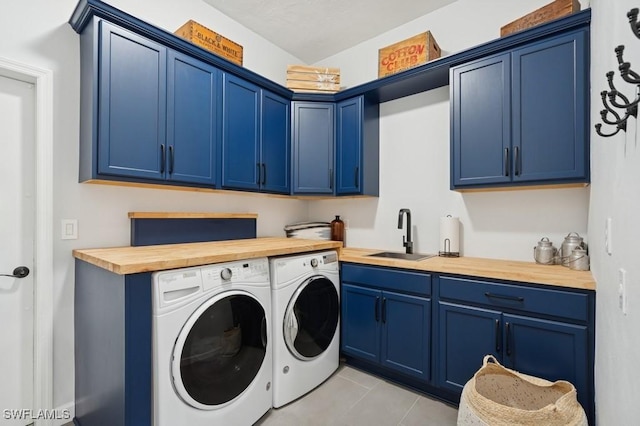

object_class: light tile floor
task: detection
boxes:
[255,364,459,426]
[64,364,458,426]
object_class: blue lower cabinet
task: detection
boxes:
[341,284,381,363]
[437,275,594,424]
[437,302,501,393]
[503,313,588,406]
[380,291,430,381]
[341,264,431,382]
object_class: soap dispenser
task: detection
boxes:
[330,215,345,242]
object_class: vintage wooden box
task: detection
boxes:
[378,31,441,78]
[286,65,341,93]
[500,0,581,37]
[174,20,243,66]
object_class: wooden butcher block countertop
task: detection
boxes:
[73,237,342,275]
[340,248,596,291]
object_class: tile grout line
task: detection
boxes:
[336,371,381,391]
[335,379,381,425]
[397,396,420,426]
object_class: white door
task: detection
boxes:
[0,75,35,426]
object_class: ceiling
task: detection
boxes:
[202,0,456,63]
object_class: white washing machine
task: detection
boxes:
[152,258,272,426]
[269,250,340,408]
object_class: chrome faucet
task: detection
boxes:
[398,208,413,254]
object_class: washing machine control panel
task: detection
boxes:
[200,258,270,292]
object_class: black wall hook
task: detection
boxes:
[628,8,640,39]
[595,10,640,138]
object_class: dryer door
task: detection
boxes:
[284,275,339,360]
[171,290,268,410]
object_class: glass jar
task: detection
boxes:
[330,215,344,242]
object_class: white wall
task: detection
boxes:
[310,0,590,260]
[0,0,307,410]
[589,0,640,423]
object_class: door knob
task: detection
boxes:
[1,266,30,279]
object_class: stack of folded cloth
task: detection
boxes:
[283,222,331,240]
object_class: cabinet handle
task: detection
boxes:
[484,292,524,303]
[506,322,512,357]
[160,144,165,174]
[329,168,333,190]
[495,319,501,353]
[355,166,359,188]
[375,297,380,322]
[503,148,509,177]
[262,163,267,185]
[256,163,261,185]
[382,297,387,324]
[514,146,520,176]
[169,145,174,175]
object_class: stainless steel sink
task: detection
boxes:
[367,251,436,261]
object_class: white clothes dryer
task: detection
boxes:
[269,250,340,408]
[152,258,272,426]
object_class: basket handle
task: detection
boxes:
[482,354,501,367]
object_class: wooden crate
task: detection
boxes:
[175,20,243,66]
[378,31,441,78]
[500,0,581,37]
[286,65,341,93]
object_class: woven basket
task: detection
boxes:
[457,355,587,426]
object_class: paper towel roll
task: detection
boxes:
[439,216,460,254]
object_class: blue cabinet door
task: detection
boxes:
[292,102,335,194]
[437,302,501,393]
[341,284,381,363]
[336,97,362,195]
[261,91,290,194]
[380,291,431,381]
[167,52,219,186]
[222,74,260,190]
[512,30,588,183]
[98,21,166,180]
[451,53,511,187]
[502,313,589,413]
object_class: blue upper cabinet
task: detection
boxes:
[511,31,588,183]
[260,91,290,194]
[450,28,589,190]
[292,102,335,194]
[167,52,219,186]
[222,75,290,194]
[451,53,511,187]
[336,96,380,196]
[98,20,167,180]
[82,19,220,187]
[222,75,261,191]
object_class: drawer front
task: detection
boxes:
[341,263,431,296]
[439,276,588,322]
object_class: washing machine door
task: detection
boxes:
[171,290,268,410]
[283,275,339,360]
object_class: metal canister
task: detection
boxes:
[561,232,585,267]
[568,247,590,271]
[533,237,557,265]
